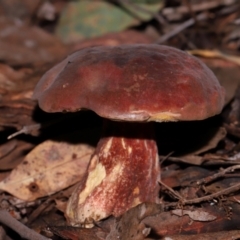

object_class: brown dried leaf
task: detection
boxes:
[0,140,94,201]
[189,49,240,67]
[49,225,106,240]
[161,166,211,188]
[168,127,227,165]
[0,0,41,21]
[106,203,163,240]
[197,56,240,105]
[0,99,37,131]
[171,209,217,221]
[0,62,52,102]
[0,139,34,170]
[144,203,240,236]
[0,139,16,159]
[164,230,240,240]
[0,19,67,66]
[191,127,227,155]
[0,64,25,95]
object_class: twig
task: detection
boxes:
[7,124,41,139]
[183,0,198,26]
[160,151,174,164]
[159,180,184,201]
[26,198,54,225]
[184,182,240,205]
[0,209,50,240]
[195,165,240,185]
[165,181,240,208]
[7,113,77,139]
[156,12,208,44]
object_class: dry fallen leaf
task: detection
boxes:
[0,99,37,131]
[188,49,240,66]
[167,127,227,165]
[0,140,94,201]
[171,209,217,221]
[0,139,34,170]
[0,18,67,66]
[106,203,163,240]
[162,230,240,240]
[189,51,240,105]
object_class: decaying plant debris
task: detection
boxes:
[1,0,240,239]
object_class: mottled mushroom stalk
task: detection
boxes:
[66,120,160,227]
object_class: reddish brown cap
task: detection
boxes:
[33,44,225,122]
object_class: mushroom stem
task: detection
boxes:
[66,120,160,227]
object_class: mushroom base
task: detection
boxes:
[65,121,160,227]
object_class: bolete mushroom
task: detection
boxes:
[32,44,225,227]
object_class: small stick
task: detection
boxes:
[0,209,50,240]
[165,181,240,208]
[7,113,78,139]
[196,165,240,186]
[159,180,184,201]
[184,182,240,205]
[156,12,208,44]
[7,124,41,139]
[160,151,174,165]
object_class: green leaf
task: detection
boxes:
[120,0,164,21]
[56,1,141,43]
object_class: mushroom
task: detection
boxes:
[32,44,225,227]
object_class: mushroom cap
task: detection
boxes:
[33,44,225,122]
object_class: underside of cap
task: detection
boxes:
[33,44,225,122]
